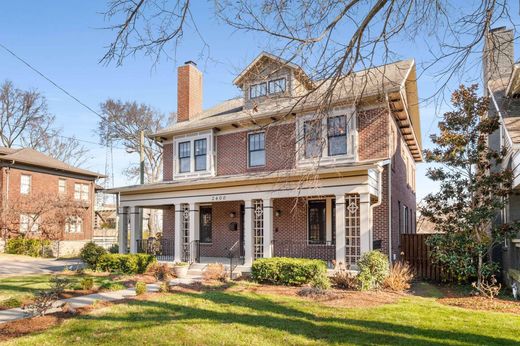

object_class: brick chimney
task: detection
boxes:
[484,27,514,85]
[177,61,202,122]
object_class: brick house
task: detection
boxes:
[0,147,103,255]
[112,53,422,269]
[484,27,520,285]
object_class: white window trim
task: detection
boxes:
[58,178,67,194]
[247,131,266,168]
[20,213,39,233]
[65,216,83,233]
[296,107,357,168]
[20,174,31,195]
[306,197,335,244]
[173,131,215,179]
[74,183,89,201]
[268,77,287,95]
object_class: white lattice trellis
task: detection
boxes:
[253,199,264,259]
[345,194,360,266]
[181,204,190,248]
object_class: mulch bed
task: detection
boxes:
[438,296,520,314]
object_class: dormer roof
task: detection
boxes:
[233,52,313,89]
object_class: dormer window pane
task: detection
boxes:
[268,78,286,94]
[194,139,207,171]
[328,115,347,156]
[304,120,322,158]
[179,141,191,173]
[250,82,267,99]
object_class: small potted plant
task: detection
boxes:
[173,262,189,278]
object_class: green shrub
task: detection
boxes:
[108,244,119,254]
[5,238,51,257]
[158,281,169,293]
[251,257,329,287]
[96,253,156,274]
[80,277,94,290]
[0,297,23,308]
[135,281,147,295]
[80,242,107,269]
[99,279,125,291]
[357,250,389,290]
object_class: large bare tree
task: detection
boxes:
[0,80,90,166]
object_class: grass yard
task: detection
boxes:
[2,282,520,346]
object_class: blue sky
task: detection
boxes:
[0,1,518,203]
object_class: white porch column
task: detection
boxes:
[118,207,128,254]
[188,202,199,243]
[129,206,142,254]
[262,198,273,258]
[335,194,346,265]
[243,199,253,266]
[360,193,371,255]
[174,204,183,262]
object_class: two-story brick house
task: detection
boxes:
[0,147,103,256]
[113,53,421,269]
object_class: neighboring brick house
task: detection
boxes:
[484,27,520,285]
[0,147,103,255]
[113,53,421,268]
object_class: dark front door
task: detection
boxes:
[308,200,326,244]
[199,206,212,244]
[239,204,245,257]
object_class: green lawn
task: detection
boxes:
[3,283,520,346]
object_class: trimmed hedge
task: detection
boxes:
[5,238,51,257]
[251,257,329,287]
[96,253,156,274]
[357,250,389,290]
[80,242,107,269]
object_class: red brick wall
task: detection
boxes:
[372,167,390,256]
[272,198,307,246]
[199,201,241,258]
[1,167,95,241]
[162,206,175,239]
[177,64,202,122]
[358,107,389,161]
[163,143,173,181]
[216,123,295,176]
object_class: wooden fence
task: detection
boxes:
[399,233,449,282]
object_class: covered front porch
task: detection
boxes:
[116,166,382,269]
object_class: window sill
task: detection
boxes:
[297,155,355,168]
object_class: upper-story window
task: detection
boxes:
[20,214,38,233]
[304,120,323,158]
[194,139,207,171]
[327,115,347,156]
[268,78,286,94]
[250,82,267,99]
[248,132,265,167]
[74,183,89,201]
[179,141,191,173]
[58,178,67,194]
[20,174,31,194]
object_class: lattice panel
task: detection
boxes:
[253,199,264,259]
[181,204,190,247]
[345,194,361,265]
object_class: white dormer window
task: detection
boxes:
[179,141,191,173]
[250,82,267,99]
[194,139,207,171]
[297,108,357,167]
[173,131,214,178]
[268,78,286,94]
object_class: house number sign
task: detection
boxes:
[211,195,226,201]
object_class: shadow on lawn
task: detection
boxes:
[66,289,519,346]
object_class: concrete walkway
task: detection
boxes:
[0,275,202,324]
[0,254,83,276]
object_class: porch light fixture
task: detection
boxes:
[275,210,282,217]
[229,212,236,218]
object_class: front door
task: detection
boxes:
[239,204,245,257]
[308,200,326,244]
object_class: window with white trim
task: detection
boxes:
[20,175,31,194]
[20,214,38,233]
[250,82,267,99]
[58,179,66,194]
[178,141,191,173]
[74,183,89,201]
[304,119,322,158]
[268,78,286,94]
[194,139,207,171]
[248,132,265,167]
[327,115,347,156]
[65,216,82,233]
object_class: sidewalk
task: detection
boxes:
[0,275,202,324]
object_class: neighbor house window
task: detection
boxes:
[178,141,191,173]
[248,132,265,167]
[308,200,326,243]
[327,115,347,156]
[74,183,89,201]
[65,216,82,233]
[304,119,322,158]
[58,179,67,194]
[20,214,38,233]
[199,206,212,243]
[268,78,286,94]
[194,139,207,171]
[20,174,31,194]
[249,82,267,99]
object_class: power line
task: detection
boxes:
[0,41,104,119]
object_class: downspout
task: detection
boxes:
[370,161,390,258]
[384,93,394,264]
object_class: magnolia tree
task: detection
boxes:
[421,84,520,292]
